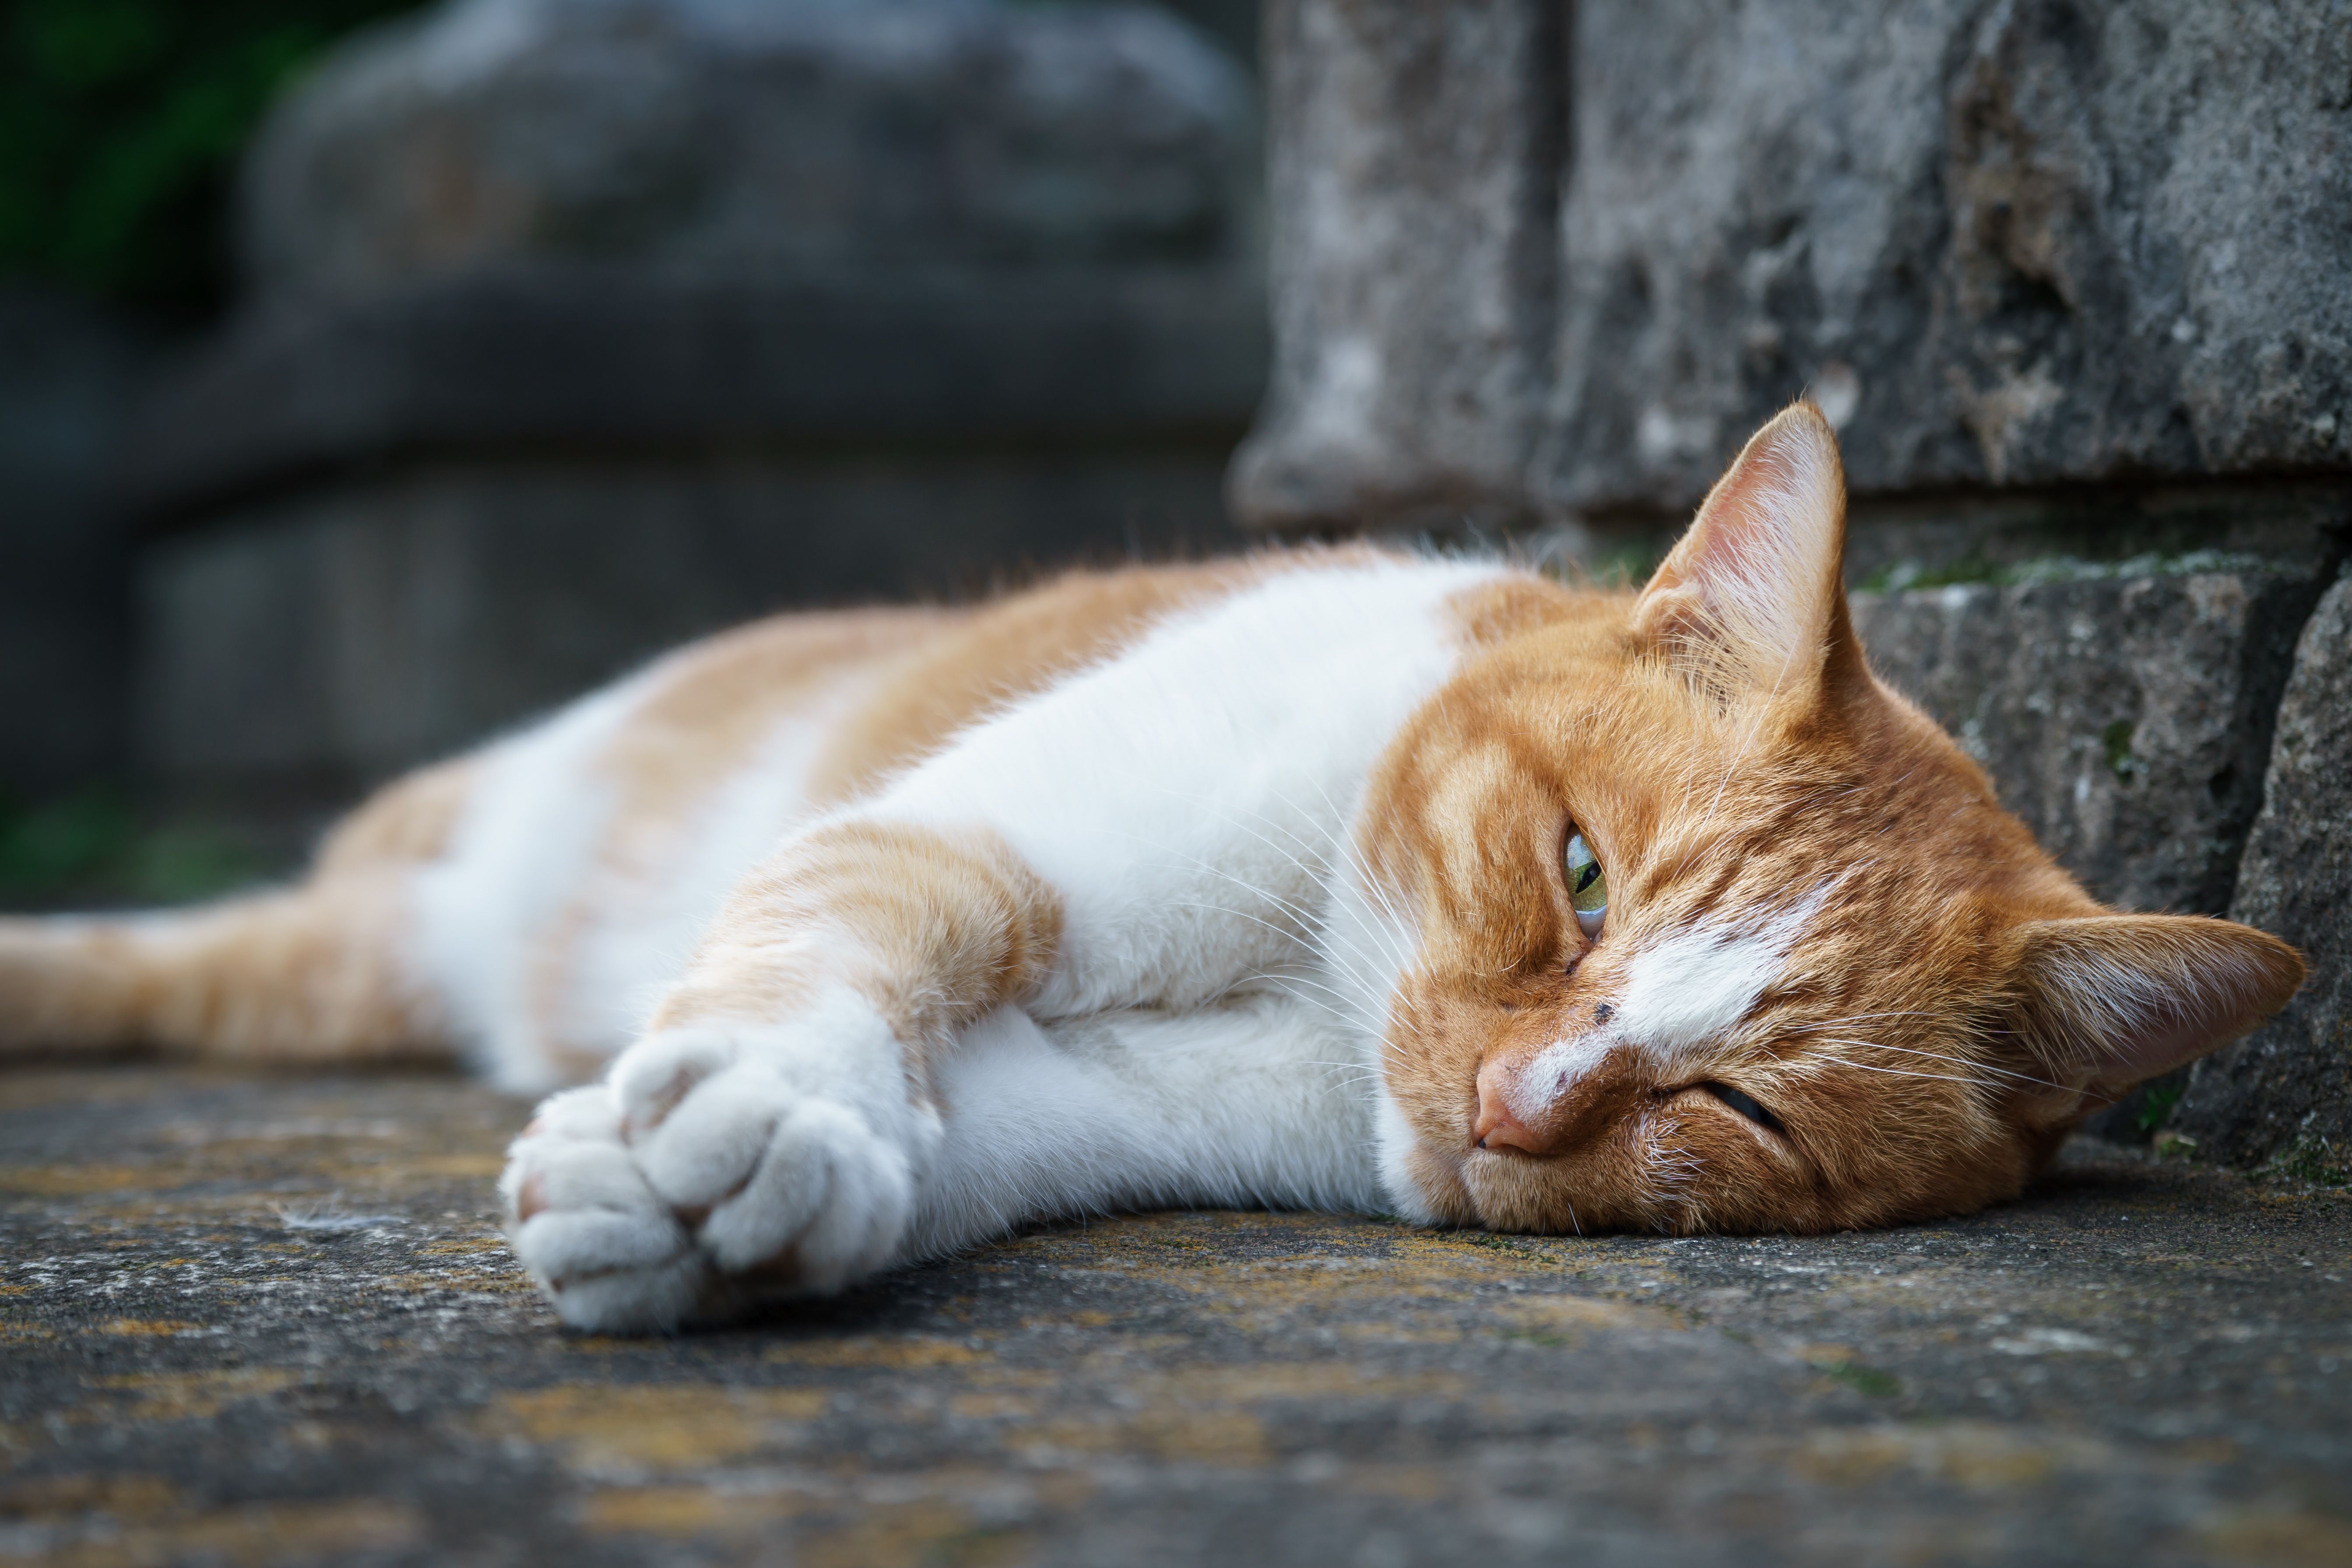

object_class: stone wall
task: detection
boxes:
[1240,0,2352,1168]
[125,0,1267,803]
[2175,568,2352,1171]
[0,289,152,797]
[1238,0,2352,531]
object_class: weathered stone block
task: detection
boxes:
[1554,0,2352,513]
[124,0,1269,798]
[1237,0,2352,529]
[2175,570,2352,1173]
[244,0,1256,302]
[1228,0,1559,531]
[1853,555,2341,1145]
[123,267,1269,524]
[1851,560,2326,917]
[137,452,1238,792]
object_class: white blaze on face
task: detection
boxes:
[1497,893,1822,1118]
[1617,894,1821,1073]
[1509,1031,1614,1123]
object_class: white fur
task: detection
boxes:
[569,689,872,1046]
[905,995,1384,1261]
[1368,1091,1444,1225]
[1479,892,1830,1129]
[411,661,874,1090]
[481,557,1514,1328]
[867,558,1501,1016]
[1617,892,1823,1073]
[1509,1031,1617,1119]
[413,676,646,1090]
[1318,826,1437,1221]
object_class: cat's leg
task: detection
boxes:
[504,991,1385,1328]
[502,821,1063,1329]
[0,880,451,1066]
[904,995,1385,1262]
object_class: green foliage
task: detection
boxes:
[2132,1072,2184,1134]
[2102,719,2144,784]
[0,0,426,316]
[1859,549,2285,596]
[2259,1132,2349,1189]
[1857,555,2007,594]
[1818,1361,1901,1398]
[0,786,264,907]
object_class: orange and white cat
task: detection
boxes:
[0,407,2303,1331]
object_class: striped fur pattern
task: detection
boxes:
[0,407,2303,1331]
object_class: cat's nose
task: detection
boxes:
[1473,1037,1641,1157]
[1473,1056,1557,1155]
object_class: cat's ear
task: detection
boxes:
[1631,402,1856,694]
[2005,914,2305,1110]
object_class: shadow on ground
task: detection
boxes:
[1,1067,2347,1567]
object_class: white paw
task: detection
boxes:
[501,1086,710,1331]
[501,999,933,1332]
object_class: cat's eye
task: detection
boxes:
[1563,830,1607,940]
[1702,1082,1786,1136]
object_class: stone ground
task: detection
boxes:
[1,1067,2347,1568]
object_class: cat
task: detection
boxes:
[0,405,2304,1332]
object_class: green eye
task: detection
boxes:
[1564,830,1607,939]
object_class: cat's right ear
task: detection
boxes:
[1631,403,1858,697]
[2002,913,2306,1124]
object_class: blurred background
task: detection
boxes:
[1,0,1268,904]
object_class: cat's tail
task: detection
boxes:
[0,762,481,1068]
[0,878,453,1067]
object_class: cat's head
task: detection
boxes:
[1353,404,2304,1234]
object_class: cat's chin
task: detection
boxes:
[1370,1094,1477,1226]
[1398,1141,1481,1228]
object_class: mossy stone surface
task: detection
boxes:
[3,1065,2348,1565]
[2179,570,2352,1172]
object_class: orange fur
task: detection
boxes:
[529,609,960,1070]
[315,756,478,874]
[0,757,475,1065]
[652,822,1061,1101]
[0,880,446,1066]
[599,609,963,832]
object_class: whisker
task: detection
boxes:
[1801,1010,1946,1028]
[1811,1058,2018,1093]
[1160,894,1397,1011]
[1812,1037,2073,1094]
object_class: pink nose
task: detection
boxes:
[1473,1057,1554,1155]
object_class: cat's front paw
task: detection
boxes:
[500,1085,712,1331]
[614,1019,921,1289]
[502,998,933,1332]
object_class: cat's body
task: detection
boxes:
[0,409,2304,1332]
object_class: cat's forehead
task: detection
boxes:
[1578,752,2013,1043]
[1609,686,2004,875]
[1412,628,2038,934]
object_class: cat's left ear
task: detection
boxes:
[2006,914,2305,1112]
[1632,402,1863,696]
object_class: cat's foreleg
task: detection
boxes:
[903,995,1386,1262]
[501,821,1062,1330]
